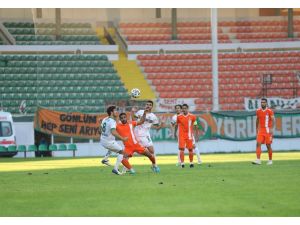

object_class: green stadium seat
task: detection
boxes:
[101,55,108,60]
[68,143,77,157]
[28,145,37,152]
[58,144,67,151]
[48,144,57,151]
[38,144,48,151]
[16,145,27,158]
[0,146,7,152]
[16,145,26,152]
[7,145,17,152]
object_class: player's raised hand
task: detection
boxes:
[131,106,138,113]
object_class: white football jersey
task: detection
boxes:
[134,110,159,137]
[100,117,117,142]
[171,114,178,125]
[171,114,181,137]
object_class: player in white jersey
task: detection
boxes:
[171,104,202,165]
[100,105,128,175]
[193,119,202,164]
[132,100,162,157]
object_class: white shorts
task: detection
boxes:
[136,135,153,148]
[100,139,123,153]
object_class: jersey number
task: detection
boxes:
[101,122,106,133]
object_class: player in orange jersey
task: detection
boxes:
[171,104,183,165]
[116,111,160,174]
[176,104,197,168]
[252,98,275,165]
[171,104,202,166]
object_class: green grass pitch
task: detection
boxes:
[0,152,300,216]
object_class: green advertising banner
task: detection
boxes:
[152,111,300,142]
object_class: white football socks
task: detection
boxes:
[194,146,201,163]
[103,150,112,161]
[114,153,123,171]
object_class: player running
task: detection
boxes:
[100,105,128,175]
[171,104,202,166]
[117,111,160,174]
[252,98,275,165]
[132,100,163,159]
[176,104,197,168]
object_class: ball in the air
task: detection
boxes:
[131,88,141,98]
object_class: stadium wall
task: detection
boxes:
[126,41,300,60]
[0,45,119,60]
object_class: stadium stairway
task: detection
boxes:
[96,27,109,45]
[112,49,156,100]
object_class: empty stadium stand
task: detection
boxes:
[0,54,130,114]
[138,51,300,111]
[3,22,101,45]
[2,18,300,113]
[118,20,300,44]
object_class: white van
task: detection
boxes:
[0,112,17,156]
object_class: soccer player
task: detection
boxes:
[176,104,197,168]
[99,117,113,167]
[171,104,182,139]
[132,100,162,158]
[171,104,183,165]
[100,105,128,175]
[193,119,202,164]
[117,111,160,174]
[171,105,202,166]
[252,98,275,165]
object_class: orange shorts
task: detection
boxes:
[178,136,193,150]
[124,144,146,157]
[257,133,273,144]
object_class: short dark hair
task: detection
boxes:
[182,104,189,108]
[261,98,267,102]
[119,112,126,118]
[107,105,116,116]
[147,100,154,106]
[175,104,182,109]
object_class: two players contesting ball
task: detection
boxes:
[99,88,160,175]
[100,89,274,175]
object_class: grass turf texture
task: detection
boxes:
[0,152,300,216]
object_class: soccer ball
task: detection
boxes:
[131,88,141,98]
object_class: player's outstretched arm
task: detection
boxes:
[136,109,148,125]
[131,106,139,121]
[152,122,164,130]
